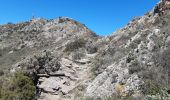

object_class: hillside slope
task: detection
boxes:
[0,0,170,100]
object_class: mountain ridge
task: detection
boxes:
[0,0,170,99]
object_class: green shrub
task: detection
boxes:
[0,72,36,100]
[128,60,145,74]
[64,38,86,52]
[86,44,98,54]
[142,80,165,95]
[143,80,170,100]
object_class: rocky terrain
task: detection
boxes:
[0,0,170,100]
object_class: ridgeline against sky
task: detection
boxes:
[0,0,159,35]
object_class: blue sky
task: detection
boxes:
[0,0,159,35]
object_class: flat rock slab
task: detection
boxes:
[61,58,73,67]
[75,59,91,64]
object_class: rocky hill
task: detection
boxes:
[0,0,170,100]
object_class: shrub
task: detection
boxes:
[58,17,66,23]
[152,46,170,88]
[106,46,115,56]
[64,38,86,52]
[91,55,114,76]
[142,80,164,95]
[71,51,85,60]
[85,43,98,54]
[128,60,145,74]
[0,72,36,100]
[0,70,4,76]
[142,80,170,100]
[91,47,126,77]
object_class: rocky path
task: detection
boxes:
[38,53,95,100]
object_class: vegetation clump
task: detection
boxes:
[0,72,36,100]
[142,80,170,100]
[64,38,86,52]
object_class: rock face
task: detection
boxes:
[1,0,170,99]
[154,0,170,15]
[86,62,143,98]
[86,0,170,98]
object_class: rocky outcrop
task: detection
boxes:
[84,0,170,99]
[86,62,143,98]
[11,49,95,99]
[154,0,170,15]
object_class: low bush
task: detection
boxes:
[142,80,164,95]
[91,47,127,77]
[91,55,114,76]
[85,43,98,54]
[128,60,145,74]
[64,38,86,52]
[71,51,85,60]
[142,80,170,100]
[0,72,36,100]
[0,70,4,76]
[152,46,170,88]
